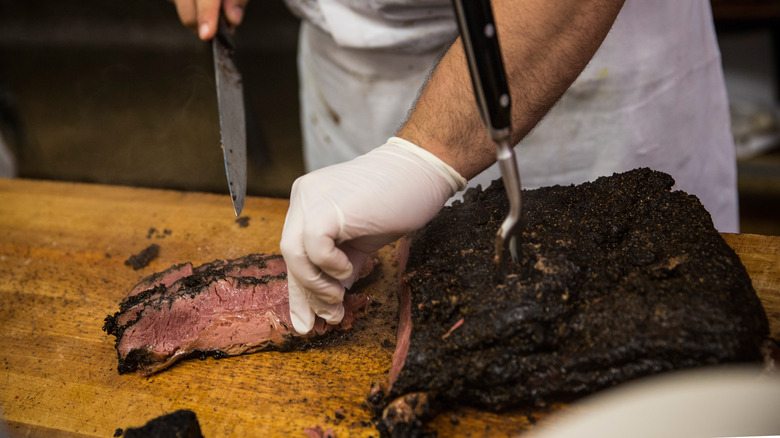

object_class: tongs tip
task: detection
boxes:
[495,227,520,265]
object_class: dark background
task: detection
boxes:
[0,0,302,198]
[0,0,778,233]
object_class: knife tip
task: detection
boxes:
[232,199,245,217]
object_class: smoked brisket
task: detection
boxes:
[104,254,369,375]
[381,168,769,430]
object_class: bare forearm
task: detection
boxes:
[398,0,625,179]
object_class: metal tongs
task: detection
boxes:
[452,0,523,265]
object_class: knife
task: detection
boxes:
[212,14,247,216]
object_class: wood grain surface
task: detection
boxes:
[0,178,778,438]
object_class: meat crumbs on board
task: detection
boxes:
[124,243,160,270]
[376,168,770,436]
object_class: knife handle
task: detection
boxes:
[215,13,236,51]
[451,0,511,141]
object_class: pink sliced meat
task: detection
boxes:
[104,254,370,375]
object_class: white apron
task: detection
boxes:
[286,0,739,232]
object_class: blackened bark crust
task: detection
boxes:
[392,168,768,411]
[123,409,203,438]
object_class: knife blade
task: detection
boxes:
[212,14,247,216]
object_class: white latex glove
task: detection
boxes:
[281,137,466,334]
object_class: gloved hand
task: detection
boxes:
[169,0,249,40]
[281,137,466,334]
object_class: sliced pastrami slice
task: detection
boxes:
[105,254,371,375]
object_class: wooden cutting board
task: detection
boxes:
[0,178,778,438]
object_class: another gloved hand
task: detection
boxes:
[281,137,466,334]
[170,0,249,40]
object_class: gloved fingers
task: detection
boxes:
[288,271,345,334]
[287,272,316,334]
[307,293,345,326]
[302,216,354,282]
[290,257,346,305]
[281,209,346,304]
[337,244,370,290]
[223,0,248,27]
[195,0,221,39]
[283,184,348,332]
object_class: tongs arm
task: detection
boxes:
[452,0,511,142]
[452,0,523,264]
